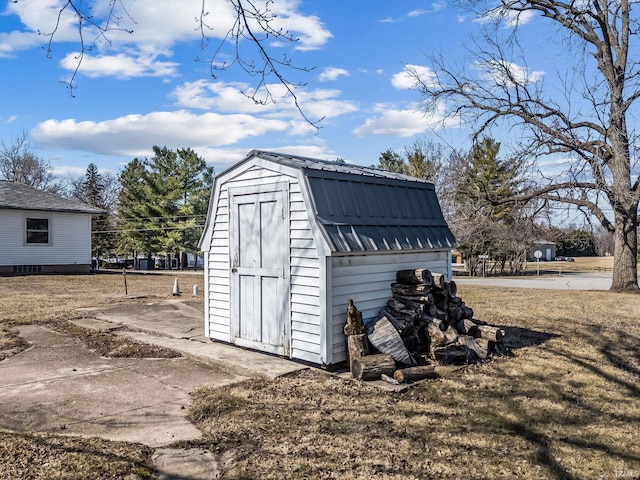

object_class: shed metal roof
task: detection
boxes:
[0,180,105,214]
[250,150,457,253]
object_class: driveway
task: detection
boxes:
[454,272,613,290]
[0,298,307,478]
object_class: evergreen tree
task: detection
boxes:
[70,163,117,261]
[116,147,214,268]
[375,139,444,183]
[375,149,405,174]
[116,158,156,257]
[448,138,536,275]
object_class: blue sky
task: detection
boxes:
[1,0,551,180]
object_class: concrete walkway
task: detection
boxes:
[0,298,307,479]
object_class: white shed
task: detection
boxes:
[198,151,457,367]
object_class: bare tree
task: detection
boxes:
[0,132,62,193]
[15,0,320,126]
[419,0,640,291]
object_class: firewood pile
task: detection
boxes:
[344,268,506,384]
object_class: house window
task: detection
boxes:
[26,218,49,244]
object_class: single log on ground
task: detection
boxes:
[396,268,434,285]
[351,353,395,380]
[477,325,506,342]
[347,334,369,371]
[393,365,438,383]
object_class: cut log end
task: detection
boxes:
[351,354,396,381]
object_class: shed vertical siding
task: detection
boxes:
[205,164,323,363]
[0,210,92,267]
[329,250,450,363]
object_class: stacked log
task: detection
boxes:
[384,268,505,365]
[343,268,507,383]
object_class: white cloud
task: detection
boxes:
[391,64,437,90]
[478,60,544,86]
[474,8,536,27]
[381,4,444,23]
[352,102,460,137]
[60,51,180,79]
[31,110,292,157]
[318,67,349,82]
[2,0,332,63]
[171,80,358,121]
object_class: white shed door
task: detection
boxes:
[230,187,289,355]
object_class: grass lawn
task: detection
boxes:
[1,273,639,479]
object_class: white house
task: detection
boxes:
[0,181,104,274]
[198,151,457,367]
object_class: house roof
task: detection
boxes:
[207,150,457,253]
[0,180,105,214]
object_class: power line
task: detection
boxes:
[93,224,205,234]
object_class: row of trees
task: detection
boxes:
[376,137,614,276]
[0,136,213,267]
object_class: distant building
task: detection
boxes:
[0,181,104,274]
[529,240,556,261]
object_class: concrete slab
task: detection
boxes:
[75,299,308,379]
[0,325,247,448]
[153,448,220,480]
[2,299,308,478]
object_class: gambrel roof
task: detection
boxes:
[202,150,457,254]
[0,180,105,215]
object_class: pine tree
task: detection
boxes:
[116,147,213,268]
[70,163,116,262]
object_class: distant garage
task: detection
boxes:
[198,150,457,367]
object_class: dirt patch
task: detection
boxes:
[0,327,29,361]
[48,320,182,359]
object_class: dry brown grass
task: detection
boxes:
[190,285,640,480]
[0,272,204,325]
[0,431,154,479]
[524,256,615,274]
[1,274,639,479]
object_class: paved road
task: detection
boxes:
[454,272,613,290]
